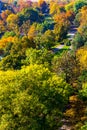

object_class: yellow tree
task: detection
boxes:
[28,23,37,40]
[6,13,19,34]
[78,6,87,34]
[49,1,60,17]
[76,47,87,70]
[0,36,18,49]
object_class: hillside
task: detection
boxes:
[0,0,87,129]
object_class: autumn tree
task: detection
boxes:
[18,0,32,11]
[0,64,72,129]
[28,23,38,40]
[65,1,74,11]
[6,13,19,34]
[73,0,87,13]
[24,48,53,68]
[66,10,75,24]
[76,47,87,71]
[19,20,30,36]
[18,8,44,26]
[53,13,70,41]
[52,52,81,85]
[34,29,55,49]
[49,1,65,18]
[0,37,36,70]
[0,10,12,21]
[72,32,84,50]
[28,23,44,39]
[72,7,87,49]
[0,20,6,34]
[38,0,48,14]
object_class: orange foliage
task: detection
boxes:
[54,12,70,26]
[66,10,75,23]
[0,36,18,49]
[1,10,12,21]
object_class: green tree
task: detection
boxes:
[24,48,53,68]
[38,0,48,14]
[39,30,55,49]
[0,64,72,130]
[73,0,87,13]
[0,37,36,70]
[18,8,44,26]
[81,123,87,130]
[2,31,16,38]
[72,32,84,50]
[6,13,19,33]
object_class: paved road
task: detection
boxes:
[53,25,77,53]
[59,119,72,130]
[67,25,77,40]
[58,25,77,130]
[52,45,65,52]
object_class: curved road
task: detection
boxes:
[58,25,77,130]
[53,25,77,53]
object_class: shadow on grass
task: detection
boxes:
[52,48,70,56]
